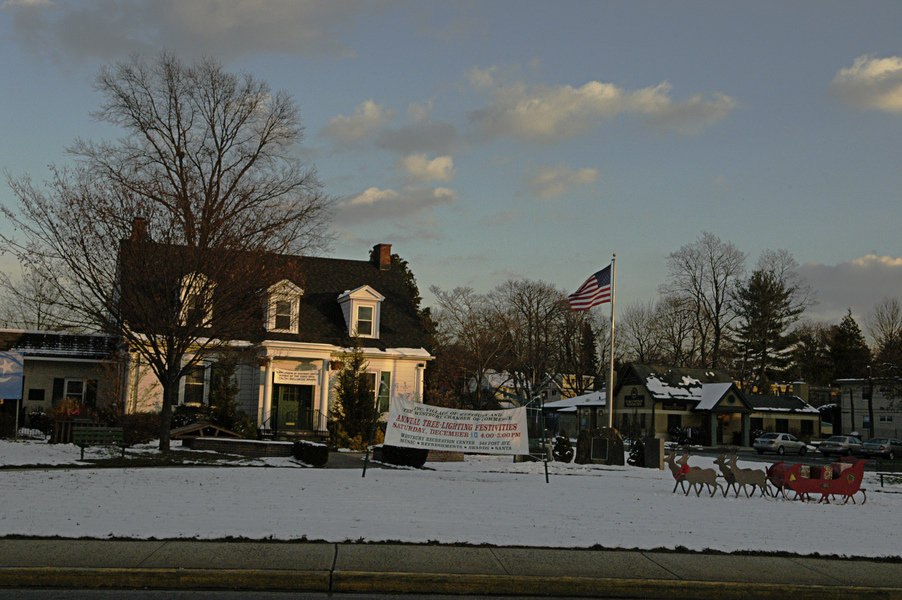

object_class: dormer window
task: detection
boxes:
[274,300,292,330]
[337,285,385,339]
[267,279,303,333]
[180,273,214,327]
[356,306,374,336]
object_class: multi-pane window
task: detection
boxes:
[274,300,292,330]
[356,306,373,336]
[65,379,85,403]
[377,372,391,413]
[184,366,206,405]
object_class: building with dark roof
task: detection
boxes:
[612,363,822,446]
[119,234,433,438]
[0,329,122,428]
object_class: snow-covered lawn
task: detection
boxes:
[1,439,899,558]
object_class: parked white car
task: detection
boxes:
[753,432,807,455]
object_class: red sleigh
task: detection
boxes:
[766,458,867,504]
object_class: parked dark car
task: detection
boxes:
[818,435,862,457]
[861,437,902,460]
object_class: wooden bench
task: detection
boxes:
[72,426,127,460]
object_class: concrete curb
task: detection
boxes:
[0,568,330,592]
[3,567,902,599]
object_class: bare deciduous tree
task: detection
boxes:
[662,232,745,368]
[620,300,663,364]
[1,53,332,450]
[430,286,513,409]
[655,294,698,366]
[868,297,902,366]
[491,279,568,402]
[0,265,75,330]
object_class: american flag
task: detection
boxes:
[568,265,612,311]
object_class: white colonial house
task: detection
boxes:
[119,230,432,439]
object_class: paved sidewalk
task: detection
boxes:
[1,539,901,599]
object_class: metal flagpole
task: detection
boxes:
[607,254,616,429]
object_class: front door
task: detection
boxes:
[273,384,314,432]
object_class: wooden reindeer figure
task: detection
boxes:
[663,451,689,494]
[677,452,722,497]
[726,453,770,497]
[713,452,739,497]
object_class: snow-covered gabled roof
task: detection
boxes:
[747,394,820,414]
[543,390,606,411]
[694,383,736,411]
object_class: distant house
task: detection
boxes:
[834,378,902,439]
[542,390,606,435]
[470,371,596,408]
[0,329,121,426]
[611,363,823,445]
[745,394,822,440]
[612,363,750,446]
[118,222,433,438]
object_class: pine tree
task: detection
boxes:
[733,269,804,390]
[828,310,871,381]
[792,321,833,386]
[328,339,375,449]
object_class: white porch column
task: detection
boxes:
[319,360,330,431]
[416,363,425,402]
[262,358,273,430]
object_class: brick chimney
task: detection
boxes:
[372,243,392,270]
[130,216,148,242]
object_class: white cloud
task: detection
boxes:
[400,154,455,183]
[3,0,370,60]
[526,165,598,199]
[320,100,394,145]
[470,78,735,142]
[831,55,902,113]
[799,255,902,323]
[334,186,457,226]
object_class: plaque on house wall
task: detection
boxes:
[624,387,645,408]
[273,370,319,385]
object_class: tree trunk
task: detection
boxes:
[158,377,178,452]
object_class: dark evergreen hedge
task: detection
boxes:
[380,444,429,468]
[293,440,329,467]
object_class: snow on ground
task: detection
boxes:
[1,439,899,558]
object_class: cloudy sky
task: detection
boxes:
[1,0,901,327]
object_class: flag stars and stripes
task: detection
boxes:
[568,265,612,311]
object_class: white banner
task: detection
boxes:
[384,396,529,455]
[273,369,318,385]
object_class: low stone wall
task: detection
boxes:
[183,437,295,457]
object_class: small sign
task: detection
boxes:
[624,387,644,408]
[273,369,318,385]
